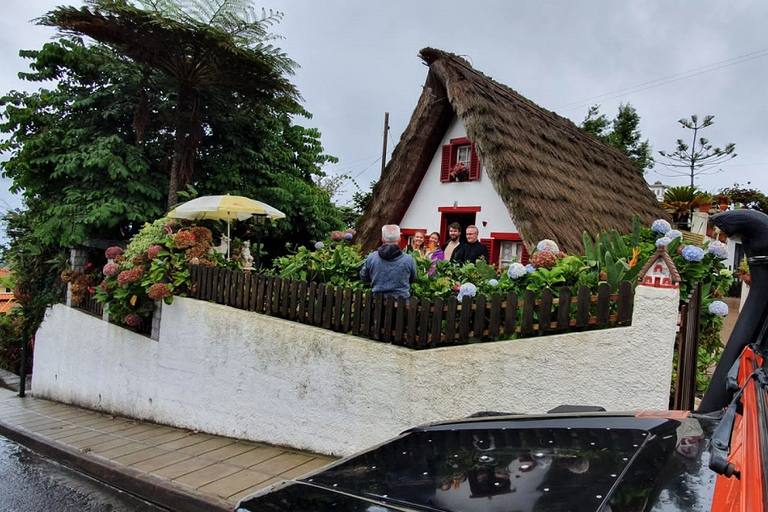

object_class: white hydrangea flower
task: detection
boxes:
[507,263,527,279]
[708,300,729,317]
[666,229,682,239]
[536,239,559,255]
[457,282,478,301]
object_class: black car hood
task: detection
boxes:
[238,413,720,512]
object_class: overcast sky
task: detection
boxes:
[2,1,767,212]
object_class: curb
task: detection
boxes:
[0,418,232,512]
[0,369,232,511]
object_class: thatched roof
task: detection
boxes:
[356,47,667,253]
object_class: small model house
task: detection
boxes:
[638,246,681,288]
[356,48,667,263]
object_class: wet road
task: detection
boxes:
[0,434,167,512]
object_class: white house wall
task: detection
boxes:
[33,284,679,457]
[399,117,517,239]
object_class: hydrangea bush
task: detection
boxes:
[93,218,234,327]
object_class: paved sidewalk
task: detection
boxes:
[0,385,336,511]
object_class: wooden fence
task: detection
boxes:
[188,266,635,349]
[672,282,703,410]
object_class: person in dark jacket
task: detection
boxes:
[451,225,489,264]
[360,225,418,298]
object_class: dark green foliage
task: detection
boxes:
[0,208,68,373]
[581,103,654,173]
[1,39,166,246]
[38,0,302,207]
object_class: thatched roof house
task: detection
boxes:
[356,47,666,260]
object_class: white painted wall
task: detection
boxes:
[33,285,679,457]
[399,117,516,239]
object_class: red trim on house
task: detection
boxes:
[440,145,452,182]
[450,137,470,145]
[438,206,482,213]
[490,232,522,241]
[469,144,480,180]
[480,238,495,264]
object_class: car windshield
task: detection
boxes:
[299,416,716,512]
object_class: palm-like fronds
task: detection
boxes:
[37,0,302,207]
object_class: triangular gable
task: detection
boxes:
[356,48,668,254]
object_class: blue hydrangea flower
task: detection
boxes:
[666,229,682,239]
[488,279,499,287]
[651,219,672,235]
[507,263,527,279]
[457,282,478,301]
[314,241,325,249]
[655,237,672,247]
[708,300,729,317]
[682,245,705,262]
[525,264,536,273]
[707,240,728,259]
[343,233,354,240]
[536,239,559,254]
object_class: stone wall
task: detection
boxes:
[33,284,679,457]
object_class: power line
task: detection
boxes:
[557,47,768,112]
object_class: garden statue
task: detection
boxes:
[240,241,254,270]
[210,235,230,258]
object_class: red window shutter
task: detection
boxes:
[521,244,530,265]
[469,144,480,180]
[440,145,452,182]
[480,238,493,263]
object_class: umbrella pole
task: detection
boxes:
[227,221,231,260]
[256,231,261,270]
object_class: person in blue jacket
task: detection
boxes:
[360,224,417,299]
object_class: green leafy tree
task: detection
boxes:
[657,114,737,189]
[0,8,345,355]
[1,39,167,247]
[39,0,302,208]
[580,103,654,173]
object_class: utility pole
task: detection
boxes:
[381,112,389,176]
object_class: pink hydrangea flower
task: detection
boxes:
[102,262,120,278]
[148,283,172,301]
[124,314,142,327]
[147,245,163,259]
[105,246,124,260]
[116,268,142,286]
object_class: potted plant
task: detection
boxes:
[449,162,469,182]
[736,256,751,286]
[692,192,713,213]
[714,193,731,211]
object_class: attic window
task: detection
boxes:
[440,137,480,183]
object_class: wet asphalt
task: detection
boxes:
[0,434,168,512]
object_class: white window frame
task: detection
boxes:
[499,241,522,267]
[456,145,472,167]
